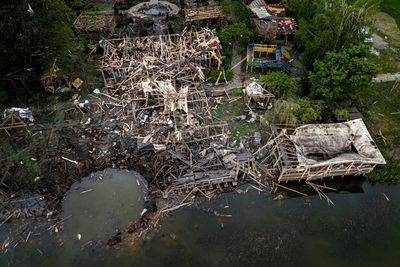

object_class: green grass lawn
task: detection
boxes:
[359,82,400,181]
[381,0,400,27]
[211,90,269,143]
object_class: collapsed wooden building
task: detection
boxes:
[73,14,116,34]
[95,28,384,195]
[258,119,386,182]
[101,28,222,88]
[96,28,263,193]
[248,0,297,42]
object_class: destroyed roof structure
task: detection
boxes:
[259,119,386,182]
[93,28,263,193]
[40,62,71,93]
[100,28,222,127]
[101,28,222,89]
[184,6,223,22]
[248,0,297,42]
[1,108,33,136]
[248,0,272,19]
[73,14,116,34]
[266,4,286,16]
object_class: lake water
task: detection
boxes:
[1,170,400,267]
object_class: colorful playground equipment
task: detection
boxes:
[246,43,292,75]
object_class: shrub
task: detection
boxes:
[259,72,300,98]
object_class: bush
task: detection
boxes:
[218,22,254,46]
[259,72,300,98]
[207,68,233,83]
[334,107,350,120]
[262,98,323,125]
[296,98,323,123]
[262,100,299,126]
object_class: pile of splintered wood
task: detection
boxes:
[73,14,116,34]
[184,6,223,22]
[73,28,270,193]
[100,28,222,88]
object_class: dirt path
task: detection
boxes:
[374,73,400,83]
[228,47,245,89]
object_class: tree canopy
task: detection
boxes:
[309,45,377,105]
[218,22,254,46]
[0,0,75,77]
[292,0,378,69]
[219,0,252,26]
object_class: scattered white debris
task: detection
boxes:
[245,82,264,97]
[141,208,148,216]
[27,4,34,15]
[4,107,34,121]
[80,189,93,194]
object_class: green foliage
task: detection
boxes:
[263,100,299,125]
[263,98,323,125]
[334,107,350,119]
[285,0,323,20]
[361,82,400,181]
[380,0,400,27]
[294,0,378,69]
[259,72,300,98]
[309,45,377,105]
[218,23,254,46]
[296,98,324,123]
[207,68,233,83]
[0,0,75,77]
[219,0,252,26]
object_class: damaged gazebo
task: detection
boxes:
[258,119,386,182]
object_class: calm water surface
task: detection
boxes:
[1,171,399,267]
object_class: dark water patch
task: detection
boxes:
[61,168,147,244]
[1,182,400,267]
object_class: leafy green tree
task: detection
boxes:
[219,0,252,26]
[294,0,378,69]
[0,0,75,77]
[262,98,323,125]
[259,72,300,98]
[218,22,254,46]
[285,0,323,20]
[309,45,377,105]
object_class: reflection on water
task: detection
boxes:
[62,168,147,244]
[1,179,400,267]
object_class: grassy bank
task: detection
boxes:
[381,0,400,27]
[360,82,400,181]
